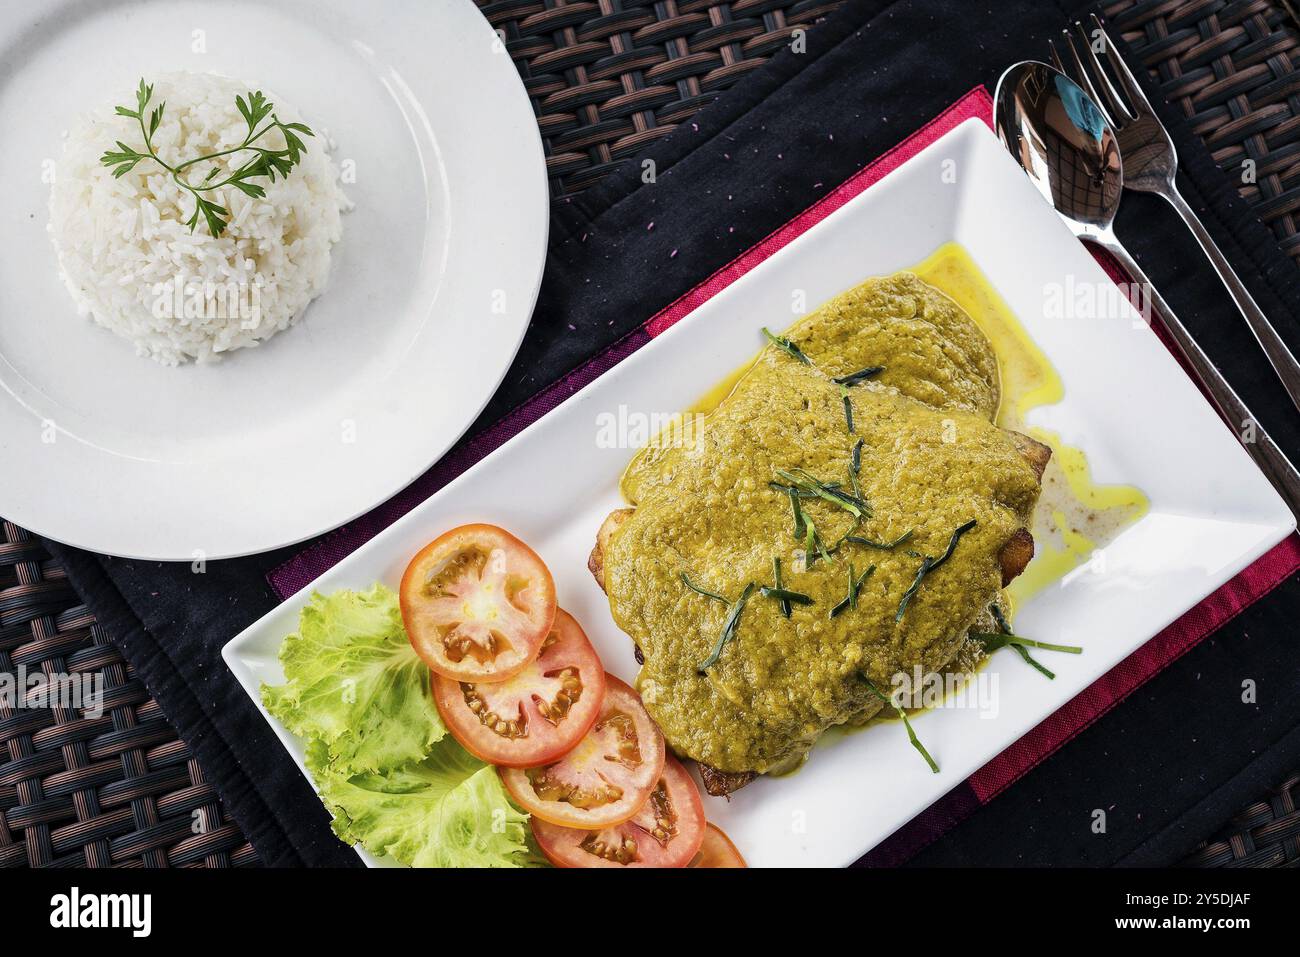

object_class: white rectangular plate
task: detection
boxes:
[223,119,1295,868]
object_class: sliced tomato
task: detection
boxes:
[690,822,747,868]
[500,675,665,828]
[531,756,705,867]
[400,524,556,682]
[433,608,606,768]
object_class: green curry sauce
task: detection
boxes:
[603,274,1044,775]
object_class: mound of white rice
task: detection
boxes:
[48,72,348,365]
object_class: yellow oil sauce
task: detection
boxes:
[909,242,1148,609]
[689,360,755,416]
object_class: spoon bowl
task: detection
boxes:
[993,61,1122,239]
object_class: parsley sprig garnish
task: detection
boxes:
[100,79,315,237]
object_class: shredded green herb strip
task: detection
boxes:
[771,481,846,500]
[802,521,831,568]
[846,438,866,504]
[697,583,757,673]
[100,80,314,237]
[771,557,792,617]
[777,484,863,508]
[894,519,977,622]
[760,585,813,606]
[760,327,813,365]
[972,633,1083,655]
[969,605,1081,680]
[833,365,886,387]
[927,520,977,572]
[847,466,863,505]
[863,678,938,773]
[972,629,1082,680]
[982,629,1055,678]
[785,487,808,541]
[829,563,875,618]
[774,469,867,519]
[1012,645,1056,679]
[803,523,816,567]
[680,572,729,604]
[830,563,854,618]
[852,564,875,607]
[845,529,915,551]
[829,516,863,553]
[840,384,855,434]
[758,325,884,394]
[977,631,1076,655]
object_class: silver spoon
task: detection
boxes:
[993,60,1300,517]
[1054,15,1300,416]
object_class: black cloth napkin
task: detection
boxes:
[44,0,1300,866]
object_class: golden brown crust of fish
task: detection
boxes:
[588,507,633,592]
[998,528,1036,587]
[1007,430,1052,481]
[697,765,757,798]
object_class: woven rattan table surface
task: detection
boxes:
[2,0,1298,868]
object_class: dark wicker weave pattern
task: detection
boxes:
[0,522,258,868]
[1104,0,1300,266]
[1183,770,1300,866]
[475,0,846,198]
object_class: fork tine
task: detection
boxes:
[1073,18,1135,124]
[1091,13,1154,115]
[1060,28,1118,129]
[1048,38,1067,75]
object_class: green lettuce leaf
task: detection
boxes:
[306,738,543,868]
[261,584,445,774]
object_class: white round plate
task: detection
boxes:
[0,0,548,559]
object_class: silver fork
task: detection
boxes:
[1054,13,1300,415]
